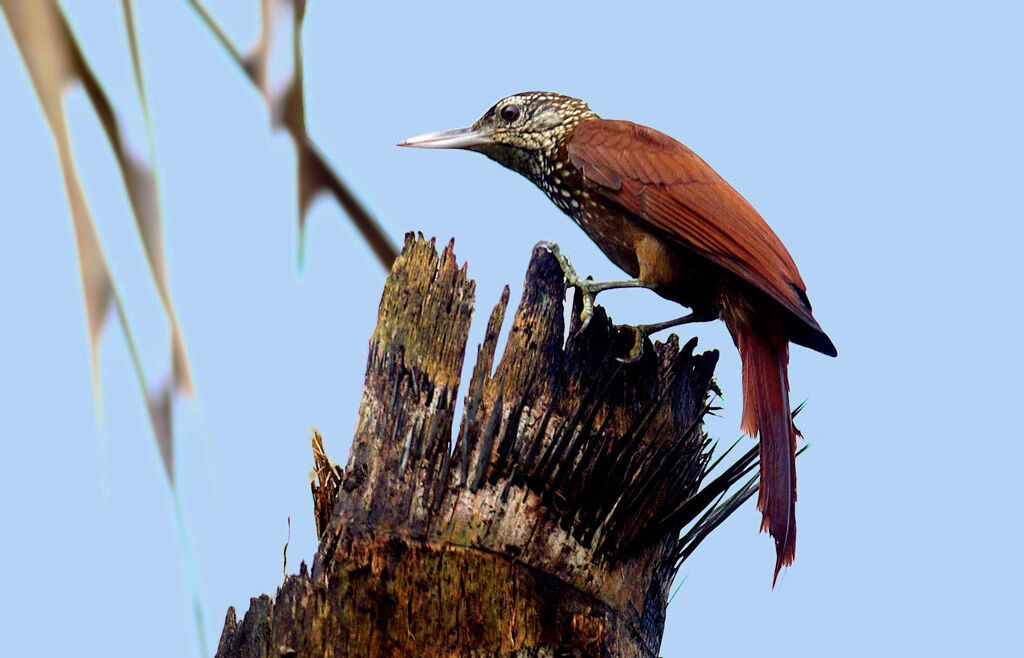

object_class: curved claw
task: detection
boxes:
[574,307,594,338]
[574,276,598,335]
[615,325,646,363]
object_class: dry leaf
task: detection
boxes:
[310,429,343,539]
[2,0,184,482]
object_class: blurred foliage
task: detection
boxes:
[1,0,397,487]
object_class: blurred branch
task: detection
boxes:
[1,0,188,483]
[185,0,398,269]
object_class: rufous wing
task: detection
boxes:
[567,119,835,356]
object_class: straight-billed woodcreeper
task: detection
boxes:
[399,92,836,583]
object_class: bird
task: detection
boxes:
[398,91,836,584]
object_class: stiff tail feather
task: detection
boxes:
[735,314,797,586]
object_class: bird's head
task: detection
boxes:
[398,92,598,177]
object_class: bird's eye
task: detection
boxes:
[500,104,520,122]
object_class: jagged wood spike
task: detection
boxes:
[429,388,460,513]
[615,399,715,530]
[594,401,680,543]
[618,444,721,553]
[598,353,686,491]
[389,362,403,413]
[409,366,421,400]
[431,436,452,514]
[598,407,716,556]
[619,431,706,542]
[397,417,420,479]
[632,437,748,559]
[573,438,622,546]
[518,402,554,487]
[630,404,713,501]
[570,410,616,496]
[410,410,427,462]
[492,390,523,471]
[536,353,612,489]
[529,408,569,489]
[421,401,443,461]
[602,416,677,553]
[470,381,504,492]
[563,410,617,537]
[494,371,538,473]
[500,466,517,503]
[547,362,623,499]
[457,366,486,486]
[390,387,409,445]
[665,437,713,514]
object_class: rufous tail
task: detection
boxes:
[734,314,797,586]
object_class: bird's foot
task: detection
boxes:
[537,241,653,336]
[617,312,717,363]
[536,241,599,333]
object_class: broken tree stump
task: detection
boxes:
[216,234,763,658]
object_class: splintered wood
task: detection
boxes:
[217,234,762,658]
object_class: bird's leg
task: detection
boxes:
[536,241,651,333]
[537,241,716,357]
[619,311,717,363]
[573,279,651,333]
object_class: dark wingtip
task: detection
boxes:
[791,283,813,313]
[796,327,837,357]
[786,313,837,357]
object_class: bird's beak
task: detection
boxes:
[397,126,493,150]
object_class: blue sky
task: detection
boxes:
[1,1,1021,655]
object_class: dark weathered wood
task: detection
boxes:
[216,233,761,658]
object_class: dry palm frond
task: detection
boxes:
[186,0,398,268]
[3,0,399,482]
[119,0,192,398]
[2,0,189,483]
[310,428,343,540]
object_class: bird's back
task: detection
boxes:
[566,119,836,356]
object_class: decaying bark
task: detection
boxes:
[216,234,762,657]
